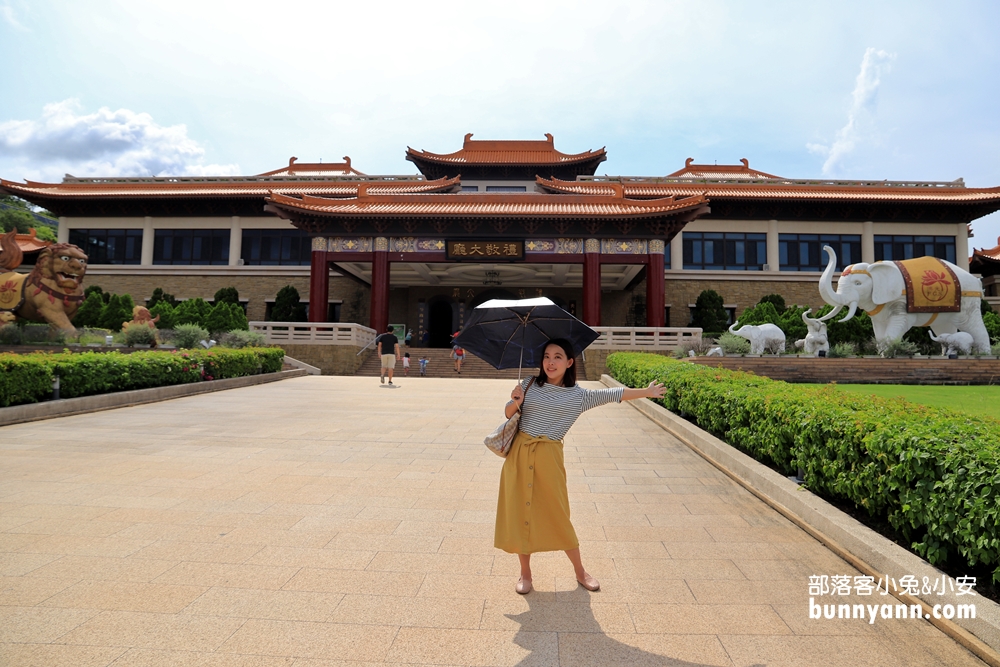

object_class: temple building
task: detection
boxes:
[4,133,1000,343]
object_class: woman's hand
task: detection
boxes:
[621,380,666,402]
[505,383,525,419]
[645,381,665,399]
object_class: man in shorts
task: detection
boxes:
[376,325,401,385]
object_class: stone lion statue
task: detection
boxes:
[0,229,89,332]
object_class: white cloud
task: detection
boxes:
[0,99,239,180]
[808,47,896,175]
[0,3,28,31]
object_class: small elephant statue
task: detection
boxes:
[799,308,835,356]
[928,330,974,356]
[728,321,786,354]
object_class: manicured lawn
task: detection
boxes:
[804,383,1000,421]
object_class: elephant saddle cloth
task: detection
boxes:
[893,257,961,313]
[0,271,27,313]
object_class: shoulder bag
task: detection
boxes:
[484,377,535,458]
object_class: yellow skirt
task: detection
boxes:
[494,431,579,554]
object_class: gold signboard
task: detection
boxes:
[446,240,524,261]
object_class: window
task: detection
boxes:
[460,185,479,192]
[683,232,766,270]
[485,185,526,192]
[779,234,861,271]
[153,229,229,265]
[874,235,955,263]
[241,229,312,266]
[68,229,142,264]
[664,241,671,269]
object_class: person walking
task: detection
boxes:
[495,338,665,594]
[376,325,401,385]
[451,339,465,374]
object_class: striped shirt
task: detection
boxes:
[516,378,624,441]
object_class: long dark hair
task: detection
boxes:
[535,338,577,387]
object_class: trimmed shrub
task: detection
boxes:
[148,301,177,330]
[828,342,858,358]
[0,324,23,345]
[122,323,158,347]
[0,347,286,407]
[983,310,1000,344]
[690,289,728,333]
[205,302,236,334]
[0,353,50,406]
[219,329,266,348]
[147,288,178,309]
[98,294,135,332]
[717,331,750,355]
[173,323,209,349]
[272,285,307,322]
[228,302,249,330]
[213,287,240,305]
[736,301,780,327]
[74,291,105,329]
[174,298,211,327]
[880,338,919,358]
[607,352,1000,583]
[757,293,786,313]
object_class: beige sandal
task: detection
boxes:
[577,574,600,591]
[515,577,532,595]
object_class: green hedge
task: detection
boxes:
[606,352,1000,582]
[0,348,286,406]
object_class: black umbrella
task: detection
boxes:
[454,297,599,377]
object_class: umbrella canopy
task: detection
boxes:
[454,297,599,371]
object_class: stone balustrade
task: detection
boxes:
[589,327,702,350]
[249,322,376,348]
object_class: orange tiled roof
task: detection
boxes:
[264,188,708,220]
[667,158,782,180]
[0,175,460,200]
[256,156,365,177]
[406,133,606,167]
[0,228,51,254]
[972,237,1000,262]
[537,176,1000,203]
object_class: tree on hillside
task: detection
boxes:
[1,196,58,240]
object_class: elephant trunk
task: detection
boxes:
[839,301,858,323]
[819,245,847,309]
[816,305,843,322]
[927,331,942,342]
[728,322,740,334]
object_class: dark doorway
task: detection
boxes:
[428,299,454,348]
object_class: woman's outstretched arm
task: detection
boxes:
[621,381,665,402]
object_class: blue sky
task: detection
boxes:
[1,0,998,249]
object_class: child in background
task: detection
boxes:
[419,357,429,376]
[403,352,411,376]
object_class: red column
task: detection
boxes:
[308,247,329,322]
[370,237,390,333]
[583,239,601,326]
[646,239,665,327]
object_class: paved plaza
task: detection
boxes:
[0,376,987,666]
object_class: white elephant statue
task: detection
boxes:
[819,245,990,355]
[799,308,835,356]
[728,321,786,354]
[928,330,974,356]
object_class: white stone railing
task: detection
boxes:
[249,322,376,347]
[588,327,702,349]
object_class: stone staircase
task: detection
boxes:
[355,347,586,380]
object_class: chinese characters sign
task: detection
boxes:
[446,240,524,261]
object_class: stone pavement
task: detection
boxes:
[0,376,987,667]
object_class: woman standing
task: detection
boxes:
[495,338,665,594]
